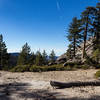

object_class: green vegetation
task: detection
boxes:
[92,49,100,63]
[42,50,48,65]
[35,51,44,66]
[11,64,76,72]
[95,70,100,78]
[80,65,89,70]
[0,34,9,70]
[67,17,82,58]
[49,50,56,64]
[10,61,85,72]
[17,43,31,65]
[10,65,30,72]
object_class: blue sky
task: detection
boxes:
[0,0,98,55]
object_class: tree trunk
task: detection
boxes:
[83,21,88,58]
[50,81,100,89]
[73,34,76,58]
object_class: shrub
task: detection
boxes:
[2,66,10,71]
[65,62,75,67]
[46,66,57,71]
[96,64,100,69]
[95,70,100,78]
[29,64,65,72]
[10,63,93,72]
[73,64,81,69]
[84,53,97,67]
[30,65,45,72]
[10,65,30,72]
[65,65,72,70]
[92,49,100,63]
[81,65,89,70]
[64,62,81,67]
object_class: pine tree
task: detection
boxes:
[67,17,82,59]
[49,50,56,63]
[93,3,100,50]
[42,50,48,65]
[35,50,43,66]
[28,52,36,65]
[0,34,9,69]
[66,44,73,59]
[81,8,90,58]
[17,43,31,65]
[92,49,100,63]
[81,4,100,57]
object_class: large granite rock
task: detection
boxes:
[76,37,94,60]
[57,37,96,64]
[56,54,67,64]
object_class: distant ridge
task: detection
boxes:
[9,52,19,56]
[9,52,58,59]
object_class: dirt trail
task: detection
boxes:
[0,69,100,100]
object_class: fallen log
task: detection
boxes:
[50,81,100,89]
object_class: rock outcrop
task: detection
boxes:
[76,37,94,59]
[56,37,95,64]
[56,53,67,64]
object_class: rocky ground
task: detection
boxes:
[0,69,100,100]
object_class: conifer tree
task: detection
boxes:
[28,52,36,65]
[35,50,43,66]
[49,50,56,63]
[81,4,100,57]
[67,17,82,58]
[81,8,90,58]
[17,43,31,65]
[66,44,73,59]
[93,3,100,50]
[42,50,48,65]
[0,34,9,69]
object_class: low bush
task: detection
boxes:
[95,70,100,78]
[10,63,93,72]
[64,62,81,67]
[96,64,100,69]
[2,66,10,71]
[30,64,64,72]
[30,65,47,72]
[10,65,30,72]
[64,65,72,71]
[92,49,100,63]
[73,64,81,69]
[64,62,75,67]
[81,65,89,70]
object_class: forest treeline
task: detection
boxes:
[0,34,57,71]
[0,2,100,72]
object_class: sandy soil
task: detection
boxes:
[0,69,100,100]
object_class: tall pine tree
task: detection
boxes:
[93,2,100,50]
[67,17,82,59]
[81,8,90,58]
[28,52,36,65]
[17,43,31,65]
[42,50,48,65]
[0,34,9,69]
[35,50,43,66]
[49,50,56,63]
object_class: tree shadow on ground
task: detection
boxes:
[0,82,100,100]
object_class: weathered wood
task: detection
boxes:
[50,81,100,88]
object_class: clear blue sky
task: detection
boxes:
[0,0,98,55]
